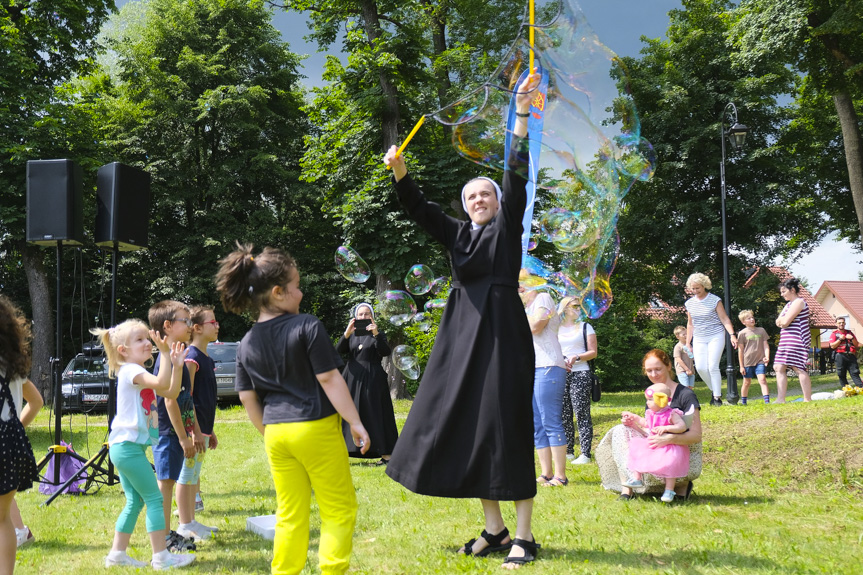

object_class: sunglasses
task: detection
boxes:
[170,317,193,328]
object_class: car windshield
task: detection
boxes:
[208,344,237,363]
[66,357,107,375]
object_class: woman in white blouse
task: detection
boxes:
[684,273,737,406]
[557,297,597,465]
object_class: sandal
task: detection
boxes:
[535,474,552,484]
[542,476,568,487]
[502,538,541,566]
[460,527,512,557]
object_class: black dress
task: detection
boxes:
[336,331,398,458]
[385,136,536,501]
[0,369,39,496]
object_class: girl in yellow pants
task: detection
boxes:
[216,244,370,575]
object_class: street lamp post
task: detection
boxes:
[720,102,749,405]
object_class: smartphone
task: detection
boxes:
[353,318,372,336]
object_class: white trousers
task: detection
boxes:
[693,333,725,397]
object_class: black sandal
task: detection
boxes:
[502,538,541,566]
[460,527,512,557]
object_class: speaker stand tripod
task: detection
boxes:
[37,242,118,506]
[42,243,124,505]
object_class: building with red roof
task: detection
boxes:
[814,281,863,337]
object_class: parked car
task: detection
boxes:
[208,341,239,400]
[61,348,110,412]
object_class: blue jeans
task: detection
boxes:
[532,366,567,448]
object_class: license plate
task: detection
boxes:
[83,394,108,402]
[216,377,233,384]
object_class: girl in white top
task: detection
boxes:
[684,273,737,406]
[557,296,597,464]
[91,319,195,570]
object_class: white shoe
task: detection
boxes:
[15,526,34,548]
[152,551,196,570]
[661,489,677,503]
[105,551,148,567]
[177,522,212,541]
[565,453,576,462]
[571,454,591,465]
[192,519,218,533]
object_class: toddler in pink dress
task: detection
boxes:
[622,383,689,502]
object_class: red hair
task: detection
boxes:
[642,348,674,375]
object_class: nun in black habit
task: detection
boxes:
[383,72,542,568]
[336,302,397,464]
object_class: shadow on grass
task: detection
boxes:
[539,546,782,570]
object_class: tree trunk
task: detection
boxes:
[359,0,401,149]
[22,243,54,398]
[833,90,863,250]
[423,0,452,139]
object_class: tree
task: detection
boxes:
[616,0,825,299]
[734,0,863,248]
[94,0,344,337]
[1,0,115,392]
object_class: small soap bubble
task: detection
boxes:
[393,344,420,380]
[404,264,435,295]
[375,291,417,326]
[334,246,370,283]
[429,276,449,297]
[412,313,432,332]
[424,299,447,311]
[527,237,538,251]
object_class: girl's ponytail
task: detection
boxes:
[216,242,296,314]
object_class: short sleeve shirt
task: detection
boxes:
[154,355,196,437]
[0,364,25,423]
[186,345,217,435]
[669,384,700,430]
[235,313,344,425]
[685,293,724,342]
[558,323,595,372]
[108,363,159,446]
[526,293,565,369]
[738,327,769,367]
[673,342,694,373]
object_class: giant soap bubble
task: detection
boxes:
[393,344,420,380]
[425,0,654,319]
[375,290,417,326]
[334,246,370,283]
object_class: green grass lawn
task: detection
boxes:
[12,374,863,574]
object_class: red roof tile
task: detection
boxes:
[638,297,685,322]
[743,266,835,328]
[814,281,863,325]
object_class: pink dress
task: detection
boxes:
[627,407,689,479]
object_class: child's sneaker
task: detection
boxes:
[661,489,676,503]
[192,519,218,533]
[105,550,148,567]
[15,526,34,547]
[622,478,644,488]
[166,530,197,552]
[565,453,576,462]
[571,454,591,465]
[177,522,212,541]
[194,496,204,513]
[152,550,196,570]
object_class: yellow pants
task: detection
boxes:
[264,414,357,575]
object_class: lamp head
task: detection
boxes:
[727,122,749,150]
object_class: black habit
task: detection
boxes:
[385,136,536,501]
[336,331,398,458]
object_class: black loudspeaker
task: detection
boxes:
[96,162,150,251]
[26,160,84,245]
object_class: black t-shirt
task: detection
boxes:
[670,383,700,429]
[235,313,343,425]
[153,355,195,437]
[186,345,217,435]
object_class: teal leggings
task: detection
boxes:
[109,441,165,534]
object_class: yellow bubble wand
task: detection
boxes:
[529,0,535,72]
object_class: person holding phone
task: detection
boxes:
[336,303,397,465]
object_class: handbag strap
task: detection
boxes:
[582,323,596,374]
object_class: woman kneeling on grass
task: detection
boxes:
[216,244,369,575]
[596,349,703,501]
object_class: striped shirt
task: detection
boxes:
[685,293,724,342]
[774,300,810,370]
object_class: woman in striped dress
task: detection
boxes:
[774,278,812,403]
[684,273,738,406]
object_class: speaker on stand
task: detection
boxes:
[27,159,94,501]
[42,163,151,503]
